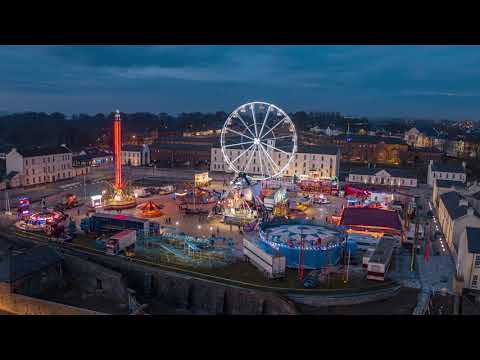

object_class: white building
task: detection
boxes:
[437,191,480,259]
[456,227,480,293]
[121,144,150,166]
[6,145,73,187]
[404,126,443,149]
[210,144,340,179]
[348,168,417,187]
[427,160,466,187]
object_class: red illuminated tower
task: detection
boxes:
[104,109,136,209]
[114,110,123,190]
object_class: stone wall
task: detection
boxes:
[62,253,129,305]
[0,283,103,315]
[286,285,401,307]
[57,249,298,315]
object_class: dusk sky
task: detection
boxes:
[1,45,480,120]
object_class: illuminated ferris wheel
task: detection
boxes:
[220,102,297,181]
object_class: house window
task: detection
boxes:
[96,278,103,290]
[475,255,480,269]
[472,275,479,289]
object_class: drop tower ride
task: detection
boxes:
[105,110,136,209]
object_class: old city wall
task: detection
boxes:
[59,249,298,315]
[0,283,104,315]
[286,285,401,307]
[62,253,129,304]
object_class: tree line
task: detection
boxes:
[0,111,374,150]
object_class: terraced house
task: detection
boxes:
[6,145,73,187]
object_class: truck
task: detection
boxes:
[106,229,137,255]
[366,237,396,281]
[243,238,286,279]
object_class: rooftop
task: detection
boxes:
[122,144,145,152]
[0,246,63,283]
[297,144,339,155]
[439,191,474,220]
[349,167,416,179]
[151,143,211,151]
[431,162,465,174]
[14,146,71,158]
[369,236,397,264]
[81,148,112,158]
[435,179,466,189]
[410,125,441,137]
[334,134,406,145]
[466,227,480,254]
[340,207,403,232]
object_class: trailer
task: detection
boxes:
[366,237,396,281]
[80,212,159,236]
[362,248,376,268]
[106,229,137,255]
[243,238,286,279]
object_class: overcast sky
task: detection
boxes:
[1,45,480,120]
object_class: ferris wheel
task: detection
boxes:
[220,101,297,181]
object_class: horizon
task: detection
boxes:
[2,45,480,120]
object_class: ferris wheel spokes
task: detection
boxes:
[234,112,256,139]
[259,143,281,174]
[225,127,255,141]
[250,104,259,137]
[258,105,272,139]
[223,140,254,148]
[230,143,255,165]
[243,145,257,174]
[261,141,291,156]
[261,116,287,140]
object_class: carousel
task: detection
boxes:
[137,200,164,218]
[15,208,66,232]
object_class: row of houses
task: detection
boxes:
[346,160,467,189]
[312,123,480,160]
[0,144,151,189]
[432,178,480,295]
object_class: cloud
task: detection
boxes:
[401,90,480,97]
